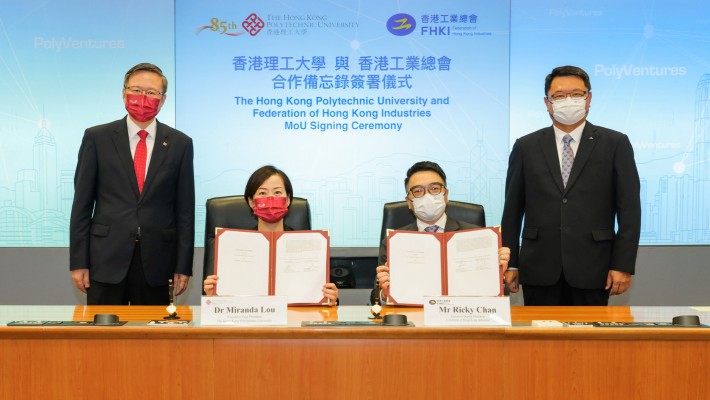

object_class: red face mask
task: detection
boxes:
[253,196,289,223]
[125,93,161,122]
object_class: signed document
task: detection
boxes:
[387,227,503,306]
[214,229,330,305]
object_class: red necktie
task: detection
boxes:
[134,130,148,193]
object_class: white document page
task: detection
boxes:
[388,232,442,305]
[446,229,500,296]
[273,232,328,304]
[215,230,270,296]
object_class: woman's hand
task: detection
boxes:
[203,275,218,296]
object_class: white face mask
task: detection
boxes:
[551,97,587,125]
[411,193,446,222]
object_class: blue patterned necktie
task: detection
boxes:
[424,225,440,232]
[561,134,575,188]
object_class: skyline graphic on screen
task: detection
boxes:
[0,0,708,247]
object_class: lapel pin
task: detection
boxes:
[163,141,168,147]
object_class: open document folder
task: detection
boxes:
[214,228,330,305]
[386,227,504,306]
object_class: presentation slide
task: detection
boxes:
[175,0,510,246]
[0,0,708,247]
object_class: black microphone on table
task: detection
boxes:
[369,280,408,326]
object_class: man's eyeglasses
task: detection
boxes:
[547,90,588,102]
[408,183,446,198]
[124,86,164,98]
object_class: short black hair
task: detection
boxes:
[124,62,168,93]
[244,165,294,205]
[404,161,447,190]
[544,65,591,95]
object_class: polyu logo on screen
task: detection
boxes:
[194,14,263,37]
[242,13,265,36]
[387,13,416,36]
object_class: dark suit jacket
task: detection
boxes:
[370,216,479,304]
[70,117,195,286]
[501,122,641,289]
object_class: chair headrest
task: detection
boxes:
[379,200,485,243]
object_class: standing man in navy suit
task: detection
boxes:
[70,63,195,305]
[502,65,641,306]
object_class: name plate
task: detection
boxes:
[423,296,511,326]
[200,296,287,326]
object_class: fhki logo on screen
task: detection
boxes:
[197,13,359,37]
[387,12,491,38]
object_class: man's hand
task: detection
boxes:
[174,273,190,296]
[498,247,511,270]
[71,269,90,293]
[606,270,631,295]
[376,264,390,292]
[504,270,519,293]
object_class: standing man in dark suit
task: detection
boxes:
[373,161,510,303]
[70,63,195,305]
[502,65,641,306]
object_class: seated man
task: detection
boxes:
[372,161,511,304]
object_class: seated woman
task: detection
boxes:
[203,165,338,305]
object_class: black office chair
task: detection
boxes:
[203,195,311,279]
[379,200,486,244]
[371,200,486,305]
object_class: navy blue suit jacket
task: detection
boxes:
[501,122,641,289]
[70,117,195,286]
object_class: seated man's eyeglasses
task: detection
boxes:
[124,85,164,98]
[408,183,446,198]
[547,90,588,102]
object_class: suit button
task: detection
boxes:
[562,198,568,204]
